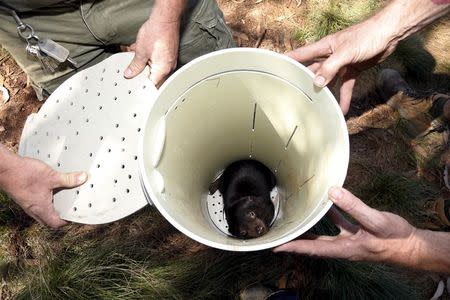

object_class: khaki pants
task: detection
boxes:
[0,0,234,99]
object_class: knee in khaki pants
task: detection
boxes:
[0,0,234,98]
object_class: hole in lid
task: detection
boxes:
[114,179,118,183]
[99,136,103,140]
[121,164,125,169]
[219,220,222,222]
[214,212,217,214]
[182,98,185,102]
[68,120,72,124]
[126,189,130,193]
[116,69,120,73]
[137,128,141,132]
[143,85,146,89]
[69,87,72,90]
[121,148,125,152]
[97,92,101,96]
[128,175,132,179]
[212,203,215,206]
[46,132,49,136]
[100,77,104,81]
[34,131,38,135]
[64,146,68,150]
[70,102,73,106]
[84,76,88,80]
[37,150,40,154]
[108,148,111,153]
[175,106,178,110]
[114,82,117,86]
[56,99,60,103]
[88,203,92,208]
[57,115,60,120]
[134,155,138,160]
[112,197,116,202]
[121,137,125,141]
[115,124,119,128]
[85,89,88,93]
[86,118,89,123]
[57,162,61,167]
[73,207,77,211]
[97,164,100,168]
[114,96,118,101]
[89,153,93,157]
[43,114,47,118]
[76,131,79,135]
[133,113,137,117]
[82,106,85,110]
[90,184,94,188]
[128,90,131,94]
[47,154,51,158]
[57,136,60,140]
[76,190,79,195]
[213,196,215,199]
[99,106,102,110]
[102,68,106,73]
[225,226,228,228]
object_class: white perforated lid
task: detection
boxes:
[18,53,157,224]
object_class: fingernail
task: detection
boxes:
[314,75,326,87]
[77,172,87,184]
[329,186,343,200]
[124,68,133,78]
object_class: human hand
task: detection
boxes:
[1,156,87,228]
[287,19,397,114]
[124,15,180,87]
[274,187,419,266]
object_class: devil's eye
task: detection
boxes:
[240,230,247,236]
[247,211,256,219]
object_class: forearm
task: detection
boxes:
[410,229,450,274]
[151,0,187,22]
[371,0,450,46]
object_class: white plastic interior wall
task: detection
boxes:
[139,49,349,251]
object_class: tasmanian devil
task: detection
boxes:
[209,159,276,239]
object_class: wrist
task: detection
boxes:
[150,0,186,23]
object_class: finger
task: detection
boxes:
[53,171,88,189]
[149,63,172,87]
[42,212,68,229]
[124,52,148,79]
[328,187,386,231]
[307,61,322,74]
[327,206,359,235]
[286,39,332,63]
[27,206,67,228]
[339,73,357,115]
[273,239,351,259]
[314,53,348,88]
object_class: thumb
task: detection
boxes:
[314,54,346,88]
[124,53,147,79]
[54,171,88,189]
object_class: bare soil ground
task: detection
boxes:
[0,0,449,298]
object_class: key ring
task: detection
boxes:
[17,23,38,42]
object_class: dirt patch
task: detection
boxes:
[0,49,42,152]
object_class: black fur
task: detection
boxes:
[210,159,276,239]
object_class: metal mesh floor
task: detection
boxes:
[19,53,157,224]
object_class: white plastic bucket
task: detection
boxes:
[139,48,349,251]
